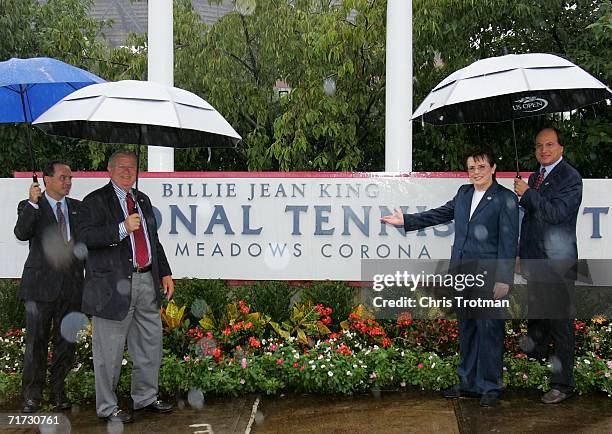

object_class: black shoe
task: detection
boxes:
[442,384,480,399]
[479,393,500,407]
[104,409,133,424]
[22,399,40,413]
[51,394,72,411]
[541,388,572,404]
[143,400,172,413]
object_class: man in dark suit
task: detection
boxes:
[77,150,174,423]
[14,161,84,413]
[514,127,582,404]
[382,147,519,406]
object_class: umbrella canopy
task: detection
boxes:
[412,53,611,125]
[33,80,241,148]
[0,57,105,122]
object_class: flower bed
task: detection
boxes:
[0,301,610,402]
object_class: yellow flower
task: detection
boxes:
[591,315,606,325]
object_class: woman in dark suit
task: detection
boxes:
[381,147,519,406]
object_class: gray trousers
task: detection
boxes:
[92,271,162,417]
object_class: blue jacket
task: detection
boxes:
[518,158,582,281]
[403,181,519,284]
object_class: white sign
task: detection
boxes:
[1,173,609,280]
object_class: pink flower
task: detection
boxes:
[183,355,190,362]
[417,363,424,369]
[605,372,610,379]
[277,358,284,365]
[607,361,612,369]
[241,358,247,369]
[270,344,278,351]
[240,378,245,384]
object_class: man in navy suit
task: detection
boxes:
[382,147,519,406]
[514,127,582,404]
[14,161,84,413]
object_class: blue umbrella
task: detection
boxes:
[0,57,105,180]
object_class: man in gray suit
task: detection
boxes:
[78,150,174,423]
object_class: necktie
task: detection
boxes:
[56,202,67,243]
[126,194,150,267]
[533,167,546,190]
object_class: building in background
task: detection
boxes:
[89,0,234,47]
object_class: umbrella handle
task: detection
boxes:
[32,173,38,183]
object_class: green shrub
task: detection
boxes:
[0,280,24,332]
[172,279,231,322]
[300,281,357,326]
[233,281,297,323]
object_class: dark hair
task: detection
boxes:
[538,127,564,146]
[464,147,497,179]
[108,150,137,168]
[42,161,69,186]
[42,161,70,178]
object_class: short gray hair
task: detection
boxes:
[108,150,137,169]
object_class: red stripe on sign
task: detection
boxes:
[14,171,532,178]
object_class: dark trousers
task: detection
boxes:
[457,319,505,395]
[22,295,80,402]
[527,280,575,393]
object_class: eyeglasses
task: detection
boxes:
[467,164,490,173]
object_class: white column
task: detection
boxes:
[147,0,174,172]
[385,0,412,173]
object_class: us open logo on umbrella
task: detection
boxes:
[512,96,549,113]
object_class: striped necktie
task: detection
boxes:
[533,167,546,190]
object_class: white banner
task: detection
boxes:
[1,173,610,280]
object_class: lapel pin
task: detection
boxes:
[487,196,492,200]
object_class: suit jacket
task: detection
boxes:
[14,195,84,304]
[518,158,582,280]
[403,181,519,285]
[77,182,171,321]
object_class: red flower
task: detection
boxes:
[244,322,253,330]
[277,359,284,365]
[222,327,231,336]
[292,362,299,368]
[248,337,261,348]
[382,337,392,348]
[417,363,424,369]
[213,348,222,361]
[238,300,250,314]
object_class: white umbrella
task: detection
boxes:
[412,53,611,124]
[412,53,611,173]
[33,80,241,148]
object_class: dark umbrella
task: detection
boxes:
[412,53,612,174]
[0,57,105,181]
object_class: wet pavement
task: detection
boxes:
[0,390,610,433]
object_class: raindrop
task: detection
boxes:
[548,355,562,374]
[187,388,205,409]
[254,409,265,424]
[199,336,217,358]
[191,298,209,318]
[263,242,291,271]
[518,335,535,353]
[370,385,382,399]
[42,227,73,270]
[73,242,88,260]
[346,9,357,24]
[323,77,336,96]
[106,420,124,434]
[116,279,131,296]
[473,225,488,241]
[60,312,89,343]
[25,300,38,316]
[235,0,256,16]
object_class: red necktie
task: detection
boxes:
[126,194,150,267]
[533,167,546,190]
